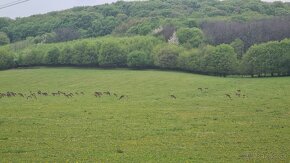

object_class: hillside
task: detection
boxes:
[1,0,290,43]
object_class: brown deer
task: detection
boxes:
[170,95,176,99]
[103,91,111,96]
[225,94,232,99]
[119,95,126,100]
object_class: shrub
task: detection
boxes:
[0,49,15,70]
[153,44,181,69]
[176,28,204,48]
[71,41,98,66]
[202,44,238,76]
[99,42,126,67]
[127,51,152,68]
[45,47,60,65]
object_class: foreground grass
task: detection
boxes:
[0,67,289,162]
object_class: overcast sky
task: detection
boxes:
[0,0,119,18]
[0,0,289,19]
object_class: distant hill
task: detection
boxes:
[1,0,290,44]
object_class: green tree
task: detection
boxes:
[202,44,238,76]
[0,32,10,46]
[59,46,73,65]
[71,41,98,65]
[230,38,245,59]
[178,49,202,72]
[127,51,152,68]
[176,28,204,48]
[99,42,126,67]
[46,47,60,65]
[153,44,181,69]
[0,49,15,70]
[20,49,45,66]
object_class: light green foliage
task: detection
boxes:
[71,41,98,65]
[242,39,290,76]
[202,44,238,76]
[45,47,60,65]
[177,49,202,72]
[19,48,45,66]
[153,44,181,68]
[0,49,14,69]
[99,41,126,67]
[59,45,73,65]
[176,28,204,48]
[90,16,119,37]
[2,0,289,42]
[0,68,289,162]
[0,32,10,46]
[230,38,245,59]
[127,51,151,68]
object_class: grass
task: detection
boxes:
[0,67,289,162]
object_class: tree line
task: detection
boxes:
[1,0,290,43]
[201,16,290,50]
[1,36,289,77]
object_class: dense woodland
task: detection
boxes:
[1,0,290,76]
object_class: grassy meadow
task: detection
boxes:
[0,67,289,162]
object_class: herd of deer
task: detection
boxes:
[169,88,246,100]
[94,91,127,100]
[0,90,128,100]
[1,88,246,101]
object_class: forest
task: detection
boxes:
[1,0,290,76]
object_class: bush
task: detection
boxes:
[0,32,10,46]
[71,41,98,66]
[20,48,45,66]
[202,44,238,76]
[59,46,73,65]
[0,49,15,70]
[45,47,60,65]
[127,51,152,68]
[99,41,126,67]
[177,49,202,72]
[242,39,290,76]
[176,27,204,48]
[153,44,181,69]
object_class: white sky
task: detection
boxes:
[0,0,119,18]
[0,0,289,19]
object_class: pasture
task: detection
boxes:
[0,67,289,162]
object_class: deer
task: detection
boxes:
[225,94,232,99]
[170,95,176,99]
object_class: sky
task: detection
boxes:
[0,0,119,18]
[0,0,289,19]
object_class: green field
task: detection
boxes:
[0,68,289,162]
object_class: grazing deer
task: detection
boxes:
[235,93,241,97]
[225,94,232,99]
[18,93,24,97]
[103,91,111,96]
[119,95,125,100]
[170,95,176,99]
[95,92,102,97]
